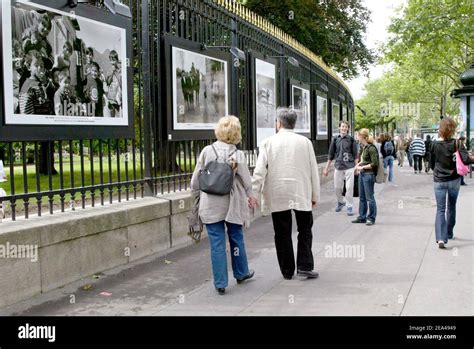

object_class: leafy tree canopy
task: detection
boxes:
[240,0,377,79]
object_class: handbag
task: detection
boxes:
[187,189,203,243]
[455,140,469,176]
[342,173,359,198]
[361,144,386,184]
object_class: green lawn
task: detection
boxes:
[0,155,196,213]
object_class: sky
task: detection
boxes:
[347,0,407,101]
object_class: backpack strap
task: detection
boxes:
[211,144,237,162]
[211,144,220,160]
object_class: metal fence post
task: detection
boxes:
[280,44,288,108]
[141,0,154,196]
[231,16,239,117]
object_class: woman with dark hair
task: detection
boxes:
[430,118,474,248]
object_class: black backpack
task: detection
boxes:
[199,145,236,196]
[384,141,395,156]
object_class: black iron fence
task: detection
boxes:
[0,0,353,222]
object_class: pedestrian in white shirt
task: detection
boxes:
[250,108,320,280]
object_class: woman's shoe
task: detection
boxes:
[236,269,255,284]
[217,288,225,295]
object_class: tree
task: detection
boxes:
[355,0,471,133]
[239,0,376,79]
[383,0,472,117]
[355,68,450,134]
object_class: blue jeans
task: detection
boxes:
[434,178,460,243]
[205,221,250,288]
[383,156,395,182]
[358,172,377,222]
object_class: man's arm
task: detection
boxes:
[251,142,268,201]
[323,138,336,176]
[352,138,359,163]
[309,141,320,206]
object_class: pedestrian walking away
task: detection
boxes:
[190,116,255,295]
[381,133,396,183]
[251,108,320,280]
[409,135,426,174]
[430,118,474,249]
[424,135,432,173]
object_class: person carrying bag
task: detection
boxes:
[189,116,255,295]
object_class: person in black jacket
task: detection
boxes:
[430,118,474,248]
[424,135,432,173]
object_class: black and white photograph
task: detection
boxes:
[332,101,340,136]
[316,94,328,138]
[1,0,128,126]
[172,46,228,130]
[255,58,276,146]
[291,84,311,134]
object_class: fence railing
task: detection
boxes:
[0,0,347,222]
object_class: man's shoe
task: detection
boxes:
[335,202,346,212]
[236,269,255,284]
[283,275,293,280]
[217,288,225,295]
[297,270,319,278]
[352,218,366,223]
[366,220,375,226]
[437,241,445,249]
[347,207,354,216]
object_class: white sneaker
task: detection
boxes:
[437,241,445,249]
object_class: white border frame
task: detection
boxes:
[171,46,228,130]
[2,0,128,126]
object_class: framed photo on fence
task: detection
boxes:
[250,52,278,148]
[316,91,328,140]
[0,0,134,141]
[331,100,340,137]
[164,34,231,141]
[289,79,311,136]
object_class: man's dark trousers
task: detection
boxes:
[271,209,314,277]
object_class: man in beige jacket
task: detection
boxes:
[250,108,320,280]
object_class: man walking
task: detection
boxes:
[409,135,426,174]
[250,108,320,280]
[323,120,358,215]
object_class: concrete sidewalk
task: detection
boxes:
[1,165,473,316]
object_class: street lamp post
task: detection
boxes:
[451,62,474,151]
